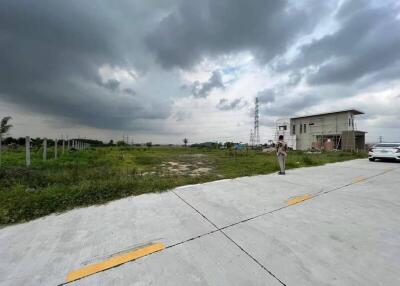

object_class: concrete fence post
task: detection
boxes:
[62,139,65,155]
[43,138,47,161]
[0,134,2,168]
[54,139,58,159]
[25,136,31,167]
[67,139,70,150]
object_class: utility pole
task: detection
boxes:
[378,136,383,143]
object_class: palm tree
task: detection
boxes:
[0,116,13,167]
[183,138,188,147]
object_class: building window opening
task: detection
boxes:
[278,125,287,131]
[304,124,306,133]
[300,124,303,134]
[292,125,296,135]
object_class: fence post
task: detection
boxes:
[67,139,70,150]
[25,136,31,167]
[62,139,65,154]
[54,139,58,159]
[0,134,2,168]
[43,138,47,161]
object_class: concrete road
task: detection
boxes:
[1,159,399,286]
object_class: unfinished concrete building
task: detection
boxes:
[275,118,296,150]
[275,109,366,151]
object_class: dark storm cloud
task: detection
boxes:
[146,0,329,69]
[217,98,247,111]
[288,0,400,85]
[0,0,172,131]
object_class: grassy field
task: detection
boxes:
[0,146,367,225]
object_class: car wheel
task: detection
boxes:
[369,158,375,161]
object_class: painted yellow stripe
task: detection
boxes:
[287,194,312,206]
[353,176,365,183]
[66,242,165,283]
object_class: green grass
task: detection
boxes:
[0,146,367,225]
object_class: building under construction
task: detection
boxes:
[275,109,366,151]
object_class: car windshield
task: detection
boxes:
[374,143,400,148]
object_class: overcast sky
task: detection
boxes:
[1,0,399,143]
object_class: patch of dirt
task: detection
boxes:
[189,167,212,177]
[162,155,213,176]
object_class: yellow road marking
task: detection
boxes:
[353,176,365,183]
[287,194,312,206]
[66,242,165,283]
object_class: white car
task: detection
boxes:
[369,143,400,161]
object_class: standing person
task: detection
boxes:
[276,135,288,175]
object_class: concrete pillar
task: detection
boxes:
[62,140,65,154]
[43,138,47,161]
[25,136,31,167]
[67,139,70,150]
[54,139,58,159]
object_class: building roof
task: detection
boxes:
[290,109,364,120]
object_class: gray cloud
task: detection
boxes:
[123,88,136,96]
[259,91,321,118]
[287,71,302,86]
[100,79,121,92]
[217,97,247,110]
[186,70,225,98]
[0,0,174,131]
[173,110,192,122]
[257,89,276,104]
[1,0,399,142]
[288,0,400,85]
[146,0,329,69]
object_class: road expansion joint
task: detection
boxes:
[171,190,287,286]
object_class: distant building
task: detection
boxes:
[275,118,296,150]
[275,109,366,151]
